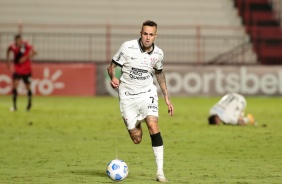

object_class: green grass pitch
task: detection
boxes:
[0,96,282,184]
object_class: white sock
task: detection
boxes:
[152,145,164,175]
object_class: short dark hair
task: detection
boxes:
[14,34,22,40]
[142,20,157,28]
[208,115,217,125]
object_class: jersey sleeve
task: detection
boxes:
[154,50,164,71]
[112,42,127,67]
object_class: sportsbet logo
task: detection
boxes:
[161,66,282,95]
[105,66,282,96]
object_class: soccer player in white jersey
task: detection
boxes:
[107,20,174,183]
[208,93,256,125]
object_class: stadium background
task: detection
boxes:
[1,0,282,97]
[1,1,282,184]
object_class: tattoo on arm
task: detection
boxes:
[155,70,169,98]
[107,61,117,79]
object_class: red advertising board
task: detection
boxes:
[0,63,96,96]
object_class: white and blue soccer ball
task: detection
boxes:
[106,159,129,181]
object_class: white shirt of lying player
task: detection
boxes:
[112,39,163,98]
[209,93,247,125]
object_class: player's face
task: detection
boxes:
[140,25,157,51]
[215,116,221,125]
[15,38,23,47]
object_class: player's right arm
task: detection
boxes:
[6,46,13,72]
[107,60,120,89]
[108,42,128,89]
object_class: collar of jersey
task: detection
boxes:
[138,38,154,55]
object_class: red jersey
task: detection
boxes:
[9,41,33,75]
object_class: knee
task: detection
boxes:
[27,90,32,96]
[12,88,17,95]
[146,116,159,134]
[148,126,159,135]
[129,129,143,144]
[132,137,142,144]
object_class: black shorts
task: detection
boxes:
[13,73,32,84]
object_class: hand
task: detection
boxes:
[111,77,120,89]
[165,99,174,116]
[19,55,28,63]
[6,62,13,72]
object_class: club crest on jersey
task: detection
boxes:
[150,57,158,67]
[151,57,157,62]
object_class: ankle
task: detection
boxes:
[157,169,164,175]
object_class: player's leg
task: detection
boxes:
[126,120,143,144]
[142,91,168,182]
[240,114,256,125]
[145,116,167,182]
[11,73,20,111]
[120,98,143,144]
[23,74,32,111]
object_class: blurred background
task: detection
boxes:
[1,0,282,97]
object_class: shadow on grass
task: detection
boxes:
[69,169,106,177]
[69,169,143,183]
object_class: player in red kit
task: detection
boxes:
[6,34,37,111]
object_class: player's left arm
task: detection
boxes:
[155,69,174,116]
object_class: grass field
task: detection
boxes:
[0,95,282,184]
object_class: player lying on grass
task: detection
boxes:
[208,93,256,126]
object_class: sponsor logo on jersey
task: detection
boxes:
[128,45,138,49]
[124,89,151,96]
[122,117,129,127]
[153,50,163,56]
[116,52,124,61]
[148,104,158,111]
[129,67,151,80]
[130,67,148,75]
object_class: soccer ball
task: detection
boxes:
[106,159,129,181]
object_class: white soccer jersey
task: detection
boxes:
[209,93,247,125]
[112,39,164,98]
